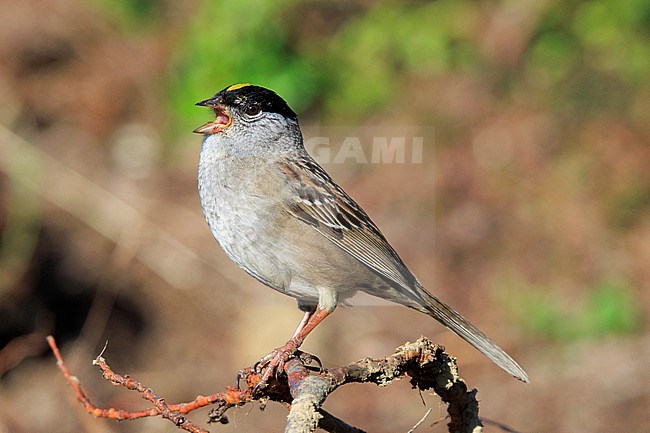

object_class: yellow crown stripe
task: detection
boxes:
[226,83,251,92]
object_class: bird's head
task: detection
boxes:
[194,84,302,156]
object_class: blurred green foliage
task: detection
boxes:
[167,0,488,133]
[322,1,480,118]
[169,0,322,135]
[527,0,650,117]
[499,275,642,341]
[88,0,650,134]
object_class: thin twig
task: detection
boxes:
[407,408,432,433]
[91,354,207,432]
[49,336,483,433]
[481,418,523,433]
[47,336,252,432]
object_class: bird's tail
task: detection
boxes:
[417,289,529,383]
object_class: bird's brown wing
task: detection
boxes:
[276,155,423,303]
[276,155,530,383]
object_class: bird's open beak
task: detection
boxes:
[194,98,232,134]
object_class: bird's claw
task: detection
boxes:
[251,339,304,392]
[235,370,245,390]
[246,339,325,394]
[253,352,275,373]
[296,350,323,372]
[254,350,292,391]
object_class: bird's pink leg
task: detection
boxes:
[291,309,314,338]
[255,309,330,388]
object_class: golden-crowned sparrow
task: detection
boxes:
[194,83,529,383]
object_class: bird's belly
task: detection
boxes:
[199,165,374,304]
[205,199,367,302]
[205,194,293,289]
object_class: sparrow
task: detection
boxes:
[194,83,529,384]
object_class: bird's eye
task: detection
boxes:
[245,103,261,116]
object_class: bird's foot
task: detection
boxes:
[253,338,300,391]
[250,339,323,391]
[235,341,324,393]
[253,348,321,374]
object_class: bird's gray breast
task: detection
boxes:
[198,150,291,291]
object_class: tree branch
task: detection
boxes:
[48,336,482,433]
[281,338,482,433]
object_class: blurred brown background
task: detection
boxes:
[0,1,648,432]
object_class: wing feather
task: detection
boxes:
[277,156,421,300]
[276,156,530,382]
